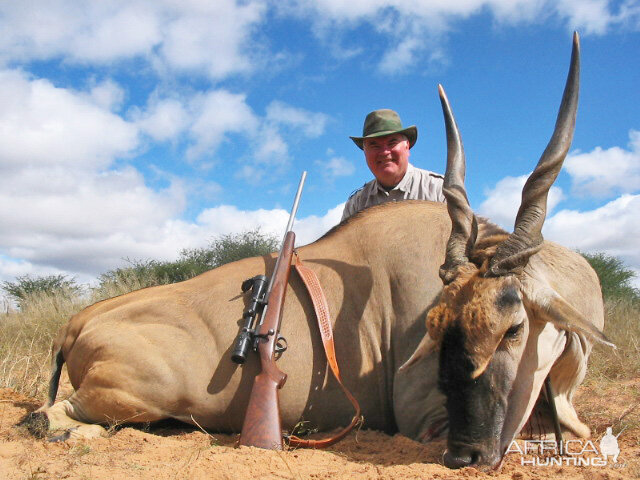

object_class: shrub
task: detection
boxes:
[581,252,639,302]
[94,229,279,299]
[1,275,80,309]
[182,229,279,269]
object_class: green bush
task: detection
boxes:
[94,229,279,298]
[581,252,639,302]
[1,275,80,309]
[181,229,279,269]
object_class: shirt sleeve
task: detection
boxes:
[433,175,446,203]
[414,168,446,203]
[341,193,358,221]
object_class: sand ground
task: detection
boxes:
[1,379,638,480]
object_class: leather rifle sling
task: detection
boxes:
[286,252,363,448]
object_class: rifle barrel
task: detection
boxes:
[264,171,306,301]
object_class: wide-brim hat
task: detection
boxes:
[350,109,417,150]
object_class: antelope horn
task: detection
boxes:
[438,84,478,284]
[488,32,580,277]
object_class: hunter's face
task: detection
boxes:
[363,133,410,188]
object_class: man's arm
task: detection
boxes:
[413,167,446,203]
[341,186,365,221]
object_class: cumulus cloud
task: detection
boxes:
[0,69,189,280]
[132,97,190,142]
[477,174,565,229]
[186,90,258,160]
[0,1,267,80]
[0,256,67,285]
[0,1,637,81]
[565,130,640,197]
[315,152,356,181]
[543,194,640,286]
[195,203,343,246]
[281,0,640,74]
[0,200,343,282]
[478,170,640,287]
[132,91,330,178]
[87,79,126,112]
[0,70,138,170]
[265,101,330,138]
[0,166,187,275]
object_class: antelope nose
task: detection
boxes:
[444,446,501,470]
[444,449,472,469]
[443,447,483,469]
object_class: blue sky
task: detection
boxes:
[0,0,638,289]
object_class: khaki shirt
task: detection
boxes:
[341,163,445,221]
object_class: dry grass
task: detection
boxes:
[0,274,152,399]
[0,288,89,398]
[90,269,161,304]
[1,279,638,404]
[587,298,640,382]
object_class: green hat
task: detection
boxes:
[350,109,418,150]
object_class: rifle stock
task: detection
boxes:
[239,231,295,449]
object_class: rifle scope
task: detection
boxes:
[231,274,268,364]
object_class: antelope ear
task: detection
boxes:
[528,288,615,348]
[399,334,437,372]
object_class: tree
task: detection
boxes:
[581,252,639,302]
[95,229,280,295]
[181,229,279,269]
[1,274,80,308]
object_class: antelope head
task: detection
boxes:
[403,33,613,470]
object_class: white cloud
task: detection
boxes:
[0,1,637,82]
[0,2,161,64]
[0,70,138,170]
[282,0,640,73]
[296,203,345,242]
[0,69,194,280]
[544,194,640,252]
[265,101,330,138]
[565,130,640,197]
[253,125,289,166]
[0,1,268,81]
[543,194,640,286]
[133,96,191,142]
[0,255,67,284]
[315,155,356,180]
[195,203,343,246]
[0,157,343,281]
[131,91,330,177]
[478,170,640,288]
[159,0,266,79]
[87,79,126,112]
[555,0,613,34]
[186,90,258,160]
[0,166,187,274]
[477,174,565,230]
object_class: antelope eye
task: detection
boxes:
[504,322,523,339]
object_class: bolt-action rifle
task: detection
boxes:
[231,171,306,450]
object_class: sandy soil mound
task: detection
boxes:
[1,384,638,480]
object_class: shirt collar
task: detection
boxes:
[374,163,414,194]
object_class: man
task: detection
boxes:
[342,109,445,221]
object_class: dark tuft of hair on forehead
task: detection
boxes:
[495,286,521,310]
